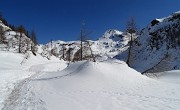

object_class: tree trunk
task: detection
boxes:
[87,42,96,62]
[80,30,83,61]
[62,47,65,59]
[19,33,22,53]
[127,33,133,66]
[68,48,72,62]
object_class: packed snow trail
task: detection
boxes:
[0,52,67,110]
[6,60,180,110]
[2,71,43,110]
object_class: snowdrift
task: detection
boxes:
[22,60,180,110]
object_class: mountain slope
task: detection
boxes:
[40,29,130,61]
[0,20,36,53]
[116,11,180,73]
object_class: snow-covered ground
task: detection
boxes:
[0,51,67,110]
[1,55,180,110]
[153,70,180,84]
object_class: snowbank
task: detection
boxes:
[21,60,180,110]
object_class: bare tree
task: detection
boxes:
[51,39,53,48]
[86,41,96,62]
[19,33,22,53]
[79,20,91,61]
[0,26,5,44]
[16,25,29,53]
[30,30,38,53]
[61,44,66,59]
[16,25,25,53]
[126,17,137,66]
[66,47,73,63]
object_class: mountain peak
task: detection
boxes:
[99,29,124,41]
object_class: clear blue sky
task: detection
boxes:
[0,0,180,44]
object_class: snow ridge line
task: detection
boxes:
[33,61,89,81]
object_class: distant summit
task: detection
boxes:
[99,29,123,41]
[40,29,130,61]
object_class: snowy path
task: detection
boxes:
[0,52,67,110]
[2,71,43,110]
[0,69,34,110]
[1,61,67,110]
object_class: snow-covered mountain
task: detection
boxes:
[97,29,130,57]
[116,11,180,73]
[1,12,180,110]
[0,20,36,53]
[2,11,180,74]
[40,29,130,61]
[0,18,130,62]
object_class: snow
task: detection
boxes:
[116,11,180,73]
[0,51,67,109]
[32,61,180,110]
[1,12,180,110]
[156,18,164,22]
[1,58,179,110]
[156,70,180,84]
[40,29,130,61]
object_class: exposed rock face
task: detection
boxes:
[116,11,180,73]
